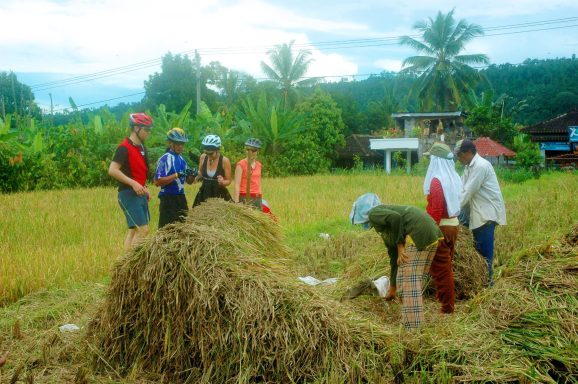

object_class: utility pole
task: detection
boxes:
[10,73,18,127]
[195,50,201,115]
[48,93,55,127]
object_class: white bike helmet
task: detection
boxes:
[202,134,221,150]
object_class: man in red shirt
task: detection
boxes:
[423,142,463,313]
[108,113,153,250]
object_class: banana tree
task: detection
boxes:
[237,93,304,155]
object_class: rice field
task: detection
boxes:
[1,171,575,305]
[0,171,576,383]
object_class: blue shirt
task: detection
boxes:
[154,150,188,196]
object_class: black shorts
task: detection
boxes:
[158,194,189,228]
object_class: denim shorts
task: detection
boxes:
[118,189,150,228]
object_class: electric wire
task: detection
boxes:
[28,16,578,91]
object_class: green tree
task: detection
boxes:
[292,89,345,168]
[465,91,519,146]
[260,41,316,109]
[143,53,219,114]
[143,53,196,113]
[400,9,489,111]
[206,61,256,108]
[513,133,541,170]
[0,72,40,124]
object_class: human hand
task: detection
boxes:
[217,175,224,185]
[178,168,198,178]
[132,182,147,196]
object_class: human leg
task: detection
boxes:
[159,195,188,228]
[397,244,436,330]
[385,249,398,300]
[124,228,137,251]
[132,224,149,245]
[118,189,150,249]
[429,226,457,313]
[239,196,262,210]
[472,221,496,285]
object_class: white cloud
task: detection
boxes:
[374,59,403,72]
[2,0,578,107]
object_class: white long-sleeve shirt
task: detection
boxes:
[460,153,507,230]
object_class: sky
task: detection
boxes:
[2,0,578,111]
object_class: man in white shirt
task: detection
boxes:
[454,139,506,285]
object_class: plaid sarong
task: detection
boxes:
[397,242,438,330]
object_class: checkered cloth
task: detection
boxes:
[397,242,438,330]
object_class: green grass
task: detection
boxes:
[1,171,576,305]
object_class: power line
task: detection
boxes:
[48,57,566,112]
[27,16,578,92]
[50,91,146,113]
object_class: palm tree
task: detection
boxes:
[399,9,489,111]
[260,41,316,109]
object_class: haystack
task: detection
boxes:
[87,200,391,383]
[452,226,488,299]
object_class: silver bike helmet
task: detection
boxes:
[202,134,221,150]
[244,137,262,149]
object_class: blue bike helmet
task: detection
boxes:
[167,127,189,143]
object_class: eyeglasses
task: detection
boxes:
[142,127,152,132]
[246,148,258,153]
[204,151,216,156]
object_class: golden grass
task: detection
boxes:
[0,201,575,383]
[1,172,576,305]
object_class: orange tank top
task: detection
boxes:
[237,159,262,195]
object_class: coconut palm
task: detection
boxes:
[260,41,316,109]
[400,9,489,111]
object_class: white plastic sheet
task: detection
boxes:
[371,276,390,297]
[298,276,338,286]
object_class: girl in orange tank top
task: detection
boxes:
[234,138,263,209]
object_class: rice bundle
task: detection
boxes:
[402,229,577,383]
[452,226,488,299]
[87,199,391,383]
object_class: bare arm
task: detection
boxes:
[217,157,232,187]
[233,164,243,202]
[194,154,206,183]
[154,173,178,187]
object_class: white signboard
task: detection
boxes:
[569,126,578,143]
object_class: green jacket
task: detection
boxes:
[368,205,442,286]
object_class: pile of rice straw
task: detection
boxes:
[87,199,392,383]
[452,226,488,299]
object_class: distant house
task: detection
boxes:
[335,134,382,168]
[521,109,578,165]
[473,137,516,165]
[391,111,466,141]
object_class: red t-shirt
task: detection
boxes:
[112,137,149,190]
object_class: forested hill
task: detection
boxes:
[481,57,578,125]
[319,56,578,133]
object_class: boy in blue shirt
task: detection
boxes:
[154,128,197,228]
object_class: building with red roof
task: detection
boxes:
[473,137,516,165]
